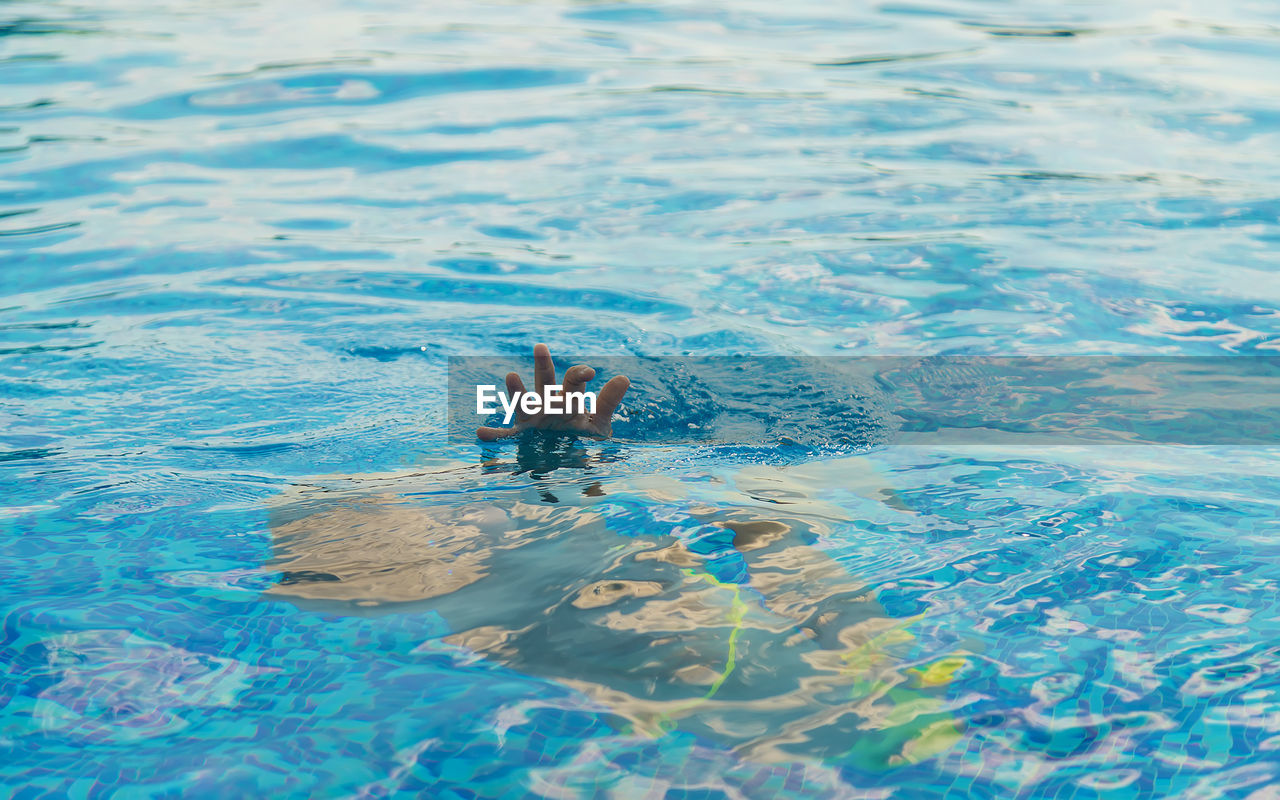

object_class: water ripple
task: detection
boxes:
[119,68,583,119]
[3,0,1280,795]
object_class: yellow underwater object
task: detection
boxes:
[911,656,969,688]
[829,616,967,769]
[641,571,966,770]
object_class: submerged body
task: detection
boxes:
[263,456,964,769]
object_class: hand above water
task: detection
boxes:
[476,343,630,441]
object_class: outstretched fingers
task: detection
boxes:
[561,364,596,400]
[477,372,529,439]
[590,375,630,427]
[505,371,529,422]
[533,343,555,395]
[478,344,629,440]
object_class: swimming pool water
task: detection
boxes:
[4,0,1280,796]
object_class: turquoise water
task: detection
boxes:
[5,0,1280,796]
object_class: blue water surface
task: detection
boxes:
[4,0,1280,796]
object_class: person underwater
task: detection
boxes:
[263,344,966,769]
